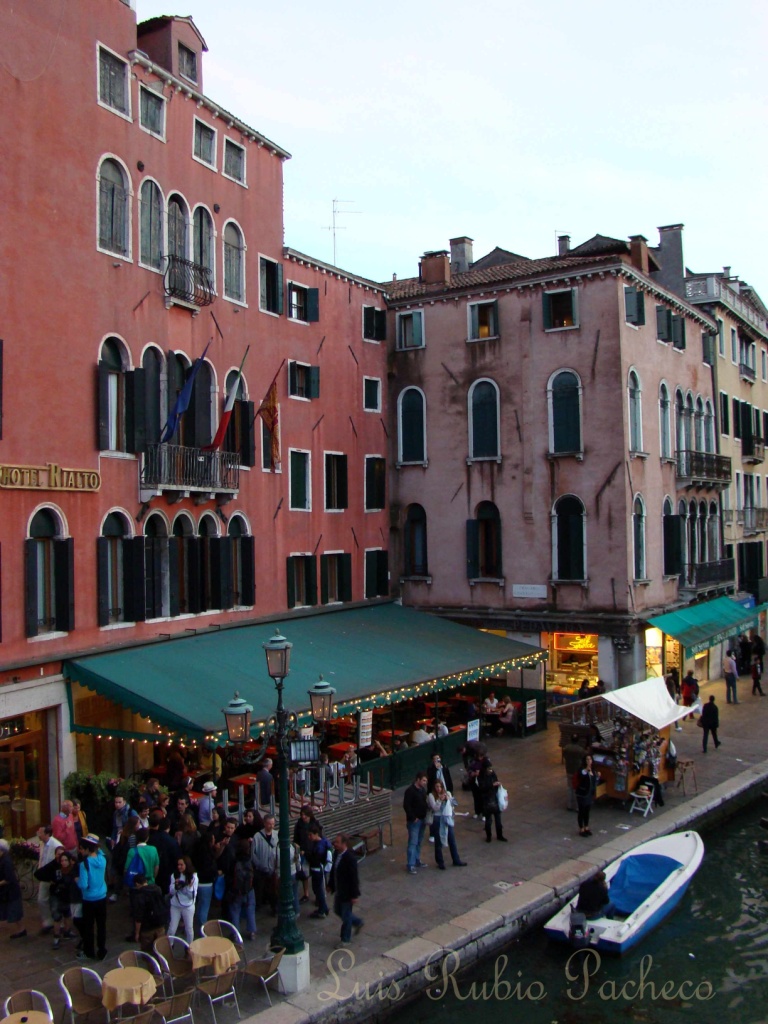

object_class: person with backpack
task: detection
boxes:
[128,873,167,951]
[306,824,331,918]
[227,839,256,940]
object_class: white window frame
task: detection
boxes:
[222,138,247,185]
[138,84,166,141]
[96,154,133,262]
[289,448,311,511]
[659,381,672,459]
[731,327,738,365]
[633,494,647,581]
[543,287,579,332]
[288,360,312,401]
[467,300,499,342]
[178,43,198,85]
[138,177,165,273]
[363,376,381,413]
[546,367,583,457]
[550,495,587,583]
[717,318,725,358]
[193,117,218,170]
[395,310,425,350]
[397,386,427,466]
[762,349,768,382]
[97,43,131,121]
[222,219,246,306]
[287,280,311,323]
[467,378,501,463]
[323,451,347,513]
[628,368,643,454]
[364,455,386,512]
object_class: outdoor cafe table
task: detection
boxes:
[2,1013,52,1024]
[326,741,356,760]
[378,729,407,742]
[189,936,239,976]
[229,773,259,788]
[102,967,157,1012]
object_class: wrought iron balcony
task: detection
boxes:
[741,436,765,464]
[142,443,239,493]
[676,450,732,486]
[739,362,756,383]
[679,558,735,589]
[743,506,768,533]
[163,255,215,307]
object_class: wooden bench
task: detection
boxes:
[317,791,393,857]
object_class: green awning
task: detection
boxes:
[647,596,763,657]
[62,603,544,743]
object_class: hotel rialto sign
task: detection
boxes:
[0,462,101,492]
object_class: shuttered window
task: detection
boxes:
[550,371,581,454]
[365,456,385,511]
[469,380,499,459]
[25,510,74,637]
[223,139,245,183]
[140,180,163,269]
[194,120,216,166]
[663,501,682,576]
[363,306,387,341]
[98,159,129,256]
[287,555,317,608]
[404,504,428,577]
[554,496,585,581]
[364,550,389,599]
[290,450,311,510]
[624,287,645,325]
[325,453,348,511]
[223,222,245,302]
[99,48,128,113]
[398,388,426,463]
[139,87,164,136]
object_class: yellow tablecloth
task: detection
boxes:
[189,936,239,976]
[102,967,157,1011]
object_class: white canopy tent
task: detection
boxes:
[601,677,692,730]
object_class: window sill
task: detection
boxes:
[259,307,281,318]
[468,577,505,587]
[629,450,649,460]
[362,337,382,345]
[222,295,248,309]
[97,100,133,124]
[466,335,500,344]
[625,322,641,331]
[395,345,425,352]
[547,451,584,462]
[97,245,132,264]
[550,578,589,588]
[400,575,433,585]
[28,631,69,643]
[192,155,218,173]
[466,456,502,465]
[364,407,382,414]
[662,575,680,582]
[100,621,135,631]
[164,295,202,316]
[633,578,651,586]
[100,450,138,460]
[289,506,311,513]
[222,173,247,189]
[661,456,677,464]
[138,124,166,144]
[544,325,579,333]
[287,316,311,326]
[396,460,428,469]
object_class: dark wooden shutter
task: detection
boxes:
[125,368,146,454]
[240,535,255,605]
[625,288,639,324]
[306,288,320,322]
[671,315,686,350]
[733,398,742,439]
[364,550,377,598]
[212,537,233,609]
[470,304,479,339]
[240,400,255,467]
[374,309,387,341]
[741,402,753,441]
[123,537,146,622]
[340,553,352,601]
[24,539,38,637]
[97,363,110,449]
[411,312,423,347]
[187,537,202,614]
[542,294,553,331]
[320,555,329,605]
[288,361,297,396]
[291,452,307,509]
[54,537,75,632]
[720,393,730,435]
[466,520,479,579]
[306,556,317,605]
[663,515,683,576]
[191,372,210,448]
[376,550,389,596]
[338,454,348,509]
[0,542,2,642]
[276,263,284,314]
[97,537,110,627]
[702,332,715,365]
[168,538,180,617]
[286,555,296,608]
[308,366,320,399]
[363,306,375,339]
[656,306,671,341]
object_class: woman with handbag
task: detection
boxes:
[427,781,468,868]
[477,758,507,843]
[575,754,601,837]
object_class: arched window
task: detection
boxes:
[633,496,646,580]
[707,501,721,561]
[223,222,244,302]
[552,495,585,581]
[198,514,217,612]
[662,497,682,576]
[468,379,500,460]
[166,353,189,445]
[685,393,694,450]
[25,509,73,636]
[172,515,194,615]
[144,513,169,619]
[142,347,164,446]
[398,388,426,464]
[698,500,707,563]
[628,370,642,452]
[139,179,163,269]
[98,337,127,452]
[467,501,502,579]
[98,158,129,256]
[404,504,428,576]
[167,195,188,260]
[548,370,582,454]
[659,383,671,458]
[222,369,255,466]
[675,389,686,455]
[694,397,705,451]
[193,207,214,281]
[704,400,715,453]
[97,512,128,625]
[188,360,213,449]
[228,515,255,606]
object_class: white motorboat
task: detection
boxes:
[544,830,704,954]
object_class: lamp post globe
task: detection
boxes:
[222,692,253,745]
[308,674,336,724]
[261,629,304,955]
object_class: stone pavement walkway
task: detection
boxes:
[1,675,764,1023]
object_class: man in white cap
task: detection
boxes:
[198,781,217,832]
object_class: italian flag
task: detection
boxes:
[205,346,249,451]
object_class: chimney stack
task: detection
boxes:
[419,250,451,285]
[628,235,650,274]
[449,236,474,274]
[654,224,685,297]
[557,235,571,256]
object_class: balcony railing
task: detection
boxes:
[744,506,768,533]
[686,276,768,337]
[742,436,765,464]
[142,443,239,492]
[163,255,215,307]
[739,361,756,383]
[676,450,732,485]
[680,559,735,589]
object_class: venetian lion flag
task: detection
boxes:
[204,346,249,452]
[159,340,211,443]
[258,379,280,471]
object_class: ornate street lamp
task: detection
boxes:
[261,629,304,955]
[222,692,253,744]
[307,674,336,725]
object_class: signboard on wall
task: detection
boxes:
[358,710,373,747]
[467,719,480,742]
[526,700,537,728]
[512,584,548,599]
[554,633,598,654]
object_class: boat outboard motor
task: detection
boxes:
[568,910,590,949]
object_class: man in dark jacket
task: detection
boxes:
[146,811,180,898]
[403,771,428,874]
[129,873,168,950]
[700,695,721,753]
[328,834,362,946]
[426,753,454,796]
[562,734,586,811]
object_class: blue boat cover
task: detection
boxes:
[608,853,682,915]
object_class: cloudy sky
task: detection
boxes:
[136,0,768,290]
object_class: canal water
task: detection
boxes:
[398,801,768,1023]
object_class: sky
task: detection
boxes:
[135,0,768,291]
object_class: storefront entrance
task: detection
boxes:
[0,711,50,838]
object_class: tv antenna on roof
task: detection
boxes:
[323,199,359,267]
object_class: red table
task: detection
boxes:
[378,729,408,742]
[228,773,259,787]
[327,741,356,760]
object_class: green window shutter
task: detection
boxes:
[374,309,387,341]
[168,538,180,617]
[552,373,580,453]
[412,312,423,347]
[401,390,425,462]
[364,550,377,599]
[471,383,498,458]
[702,333,715,365]
[733,398,741,439]
[97,364,110,450]
[656,305,671,341]
[663,514,683,575]
[466,520,480,579]
[24,540,38,638]
[125,368,146,454]
[54,537,75,633]
[286,556,296,608]
[542,293,553,330]
[211,537,233,610]
[625,287,645,325]
[187,538,202,615]
[308,366,321,399]
[276,262,284,314]
[741,401,753,440]
[340,553,353,601]
[306,288,320,322]
[338,454,348,508]
[363,306,375,339]
[96,538,110,627]
[122,537,146,622]
[470,304,479,339]
[240,535,255,605]
[720,393,730,435]
[239,400,256,467]
[320,555,329,605]
[306,556,318,606]
[289,362,297,395]
[376,550,389,596]
[291,452,308,508]
[671,315,686,349]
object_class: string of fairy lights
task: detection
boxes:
[72,651,545,749]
